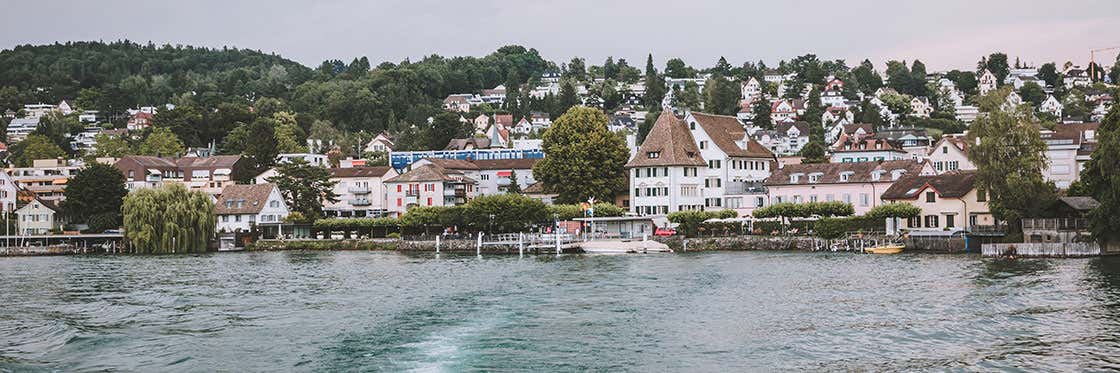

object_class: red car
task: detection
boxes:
[654,227,677,237]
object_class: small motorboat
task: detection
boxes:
[864,244,904,254]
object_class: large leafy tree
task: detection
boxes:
[966,104,1055,234]
[11,134,66,166]
[122,183,215,254]
[532,106,629,204]
[266,158,338,220]
[1079,105,1120,244]
[61,163,128,232]
[137,127,185,156]
[33,112,80,155]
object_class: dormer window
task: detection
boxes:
[790,173,803,183]
[699,141,707,150]
[839,172,853,182]
[808,173,822,183]
[871,171,884,181]
[647,151,661,159]
[690,122,696,130]
[891,169,906,180]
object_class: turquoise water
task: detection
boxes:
[1,251,1119,371]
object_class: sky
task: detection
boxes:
[2,0,1118,72]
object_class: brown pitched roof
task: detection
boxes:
[445,138,491,150]
[471,158,539,170]
[175,155,243,169]
[423,158,480,170]
[215,184,277,215]
[691,112,774,158]
[1058,196,1099,212]
[329,166,393,178]
[765,160,929,186]
[384,163,476,183]
[881,170,978,200]
[1049,122,1099,141]
[626,111,706,167]
[121,155,177,168]
[928,136,970,156]
[842,123,874,135]
[832,137,905,153]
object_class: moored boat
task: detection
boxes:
[864,244,904,254]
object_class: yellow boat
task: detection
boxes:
[865,244,904,254]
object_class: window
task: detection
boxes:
[690,122,696,130]
[844,194,852,204]
[427,198,433,206]
[946,214,956,228]
[808,174,821,183]
[634,188,640,197]
[969,214,978,227]
[756,197,765,207]
[925,191,936,203]
[235,215,242,222]
[942,146,948,154]
[839,172,852,182]
[397,185,402,193]
[810,195,818,203]
[270,200,279,208]
[634,169,641,178]
[397,198,402,207]
[222,215,229,222]
[699,141,707,149]
[977,189,987,202]
[647,151,661,159]
[481,174,490,181]
[924,215,939,228]
[860,193,870,207]
[908,216,920,228]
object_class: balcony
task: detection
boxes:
[724,181,768,195]
[348,186,371,194]
[402,195,418,206]
[350,198,372,206]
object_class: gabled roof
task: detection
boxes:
[765,160,928,186]
[384,163,476,183]
[626,111,706,167]
[215,183,278,215]
[691,112,774,159]
[176,155,242,169]
[842,123,874,135]
[881,170,978,200]
[445,137,492,150]
[329,166,394,178]
[776,121,810,136]
[928,136,969,156]
[1058,196,1099,212]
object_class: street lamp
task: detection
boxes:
[488,213,495,234]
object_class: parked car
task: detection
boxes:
[654,227,677,236]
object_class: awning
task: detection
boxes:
[496,171,512,177]
[51,179,67,185]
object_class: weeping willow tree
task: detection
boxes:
[122,183,216,253]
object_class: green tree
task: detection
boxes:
[665,58,694,78]
[1079,105,1120,244]
[798,141,828,163]
[152,105,205,147]
[851,59,883,95]
[60,163,128,232]
[637,111,658,143]
[885,60,912,95]
[703,74,740,115]
[675,82,702,110]
[12,134,66,166]
[122,183,215,254]
[137,127,185,156]
[945,70,978,94]
[564,57,586,81]
[532,106,630,204]
[966,105,1055,235]
[272,111,306,153]
[643,54,667,109]
[91,133,132,157]
[241,117,280,175]
[557,79,579,117]
[866,202,921,234]
[506,169,523,194]
[462,194,548,232]
[266,158,339,220]
[1038,63,1060,88]
[752,98,773,129]
[981,53,1010,86]
[1019,82,1046,107]
[909,60,929,97]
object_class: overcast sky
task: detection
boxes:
[3,0,1118,72]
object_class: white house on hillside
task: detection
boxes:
[215,184,290,233]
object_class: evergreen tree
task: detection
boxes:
[909,60,929,97]
[506,169,522,194]
[557,79,579,116]
[643,54,666,109]
[1080,105,1120,244]
[752,98,773,129]
[267,158,339,220]
[703,74,740,116]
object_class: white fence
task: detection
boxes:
[982,242,1101,257]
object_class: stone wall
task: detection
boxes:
[656,236,820,251]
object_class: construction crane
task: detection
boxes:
[1089,46,1120,81]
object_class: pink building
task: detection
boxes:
[764,160,935,215]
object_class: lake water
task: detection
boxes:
[1,251,1119,372]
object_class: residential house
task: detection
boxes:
[820,90,846,108]
[523,182,557,205]
[909,97,933,117]
[15,197,61,235]
[443,94,473,112]
[873,127,933,161]
[1040,95,1063,118]
[753,121,810,156]
[685,112,774,214]
[830,136,907,163]
[113,155,249,196]
[822,106,854,127]
[826,122,873,145]
[881,170,992,234]
[1040,123,1098,189]
[1064,67,1092,88]
[770,99,805,123]
[512,118,533,135]
[741,77,762,100]
[978,69,998,95]
[6,117,40,142]
[363,132,395,154]
[529,112,552,131]
[926,135,976,173]
[214,184,290,233]
[485,123,510,148]
[126,112,154,131]
[473,114,491,133]
[414,158,538,196]
[764,160,935,215]
[626,111,706,216]
[956,105,980,123]
[323,166,398,218]
[8,159,82,202]
[0,170,18,213]
[824,78,844,92]
[383,163,477,216]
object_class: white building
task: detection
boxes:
[363,132,395,154]
[215,184,289,233]
[741,77,762,100]
[753,122,810,156]
[16,197,61,235]
[978,69,998,95]
[0,171,17,213]
[324,166,398,218]
[383,163,478,217]
[1040,95,1063,118]
[413,158,539,197]
[926,136,976,173]
[1040,123,1097,189]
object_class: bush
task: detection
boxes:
[814,216,885,239]
[668,209,737,237]
[462,194,549,232]
[753,202,854,219]
[387,232,400,239]
[547,203,625,220]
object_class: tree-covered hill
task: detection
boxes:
[0,41,312,108]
